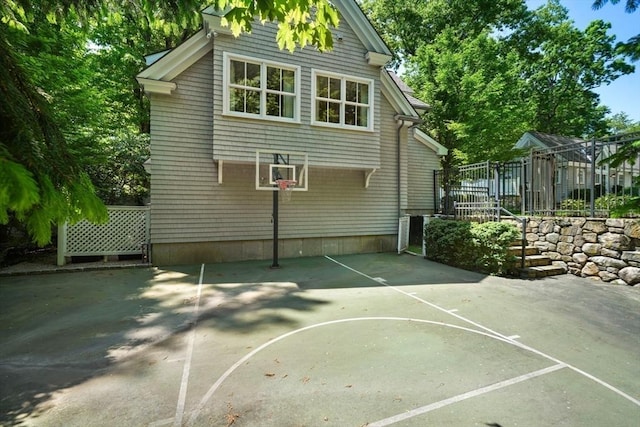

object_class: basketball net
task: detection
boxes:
[276,179,297,202]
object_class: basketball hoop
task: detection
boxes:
[276,179,297,202]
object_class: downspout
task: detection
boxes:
[394,115,423,217]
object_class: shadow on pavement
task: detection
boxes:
[0,262,329,426]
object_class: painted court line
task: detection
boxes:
[173,263,205,427]
[168,257,638,426]
[324,255,640,408]
[185,317,525,425]
[324,256,515,342]
[367,364,566,426]
[148,419,172,427]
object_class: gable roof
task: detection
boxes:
[138,0,393,90]
[524,131,587,149]
[515,131,591,164]
[388,71,430,112]
[201,1,392,66]
[380,71,417,117]
[137,28,210,93]
[136,1,423,122]
[336,0,392,63]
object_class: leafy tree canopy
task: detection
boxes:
[363,0,634,170]
[362,0,527,67]
[510,0,634,136]
[1,0,338,246]
[592,0,639,13]
[593,0,640,60]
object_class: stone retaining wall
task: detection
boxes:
[512,217,640,286]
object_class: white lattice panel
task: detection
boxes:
[397,215,410,254]
[64,206,150,256]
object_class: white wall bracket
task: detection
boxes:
[218,160,223,184]
[365,168,377,188]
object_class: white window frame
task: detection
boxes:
[576,168,586,185]
[223,52,301,123]
[311,69,374,131]
[555,167,562,184]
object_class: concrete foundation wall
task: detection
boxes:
[151,234,396,265]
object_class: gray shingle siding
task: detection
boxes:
[146,16,439,259]
[408,135,439,211]
[149,50,400,245]
[211,21,381,169]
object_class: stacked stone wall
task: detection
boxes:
[510,217,640,286]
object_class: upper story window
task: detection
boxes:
[312,70,373,131]
[224,52,300,122]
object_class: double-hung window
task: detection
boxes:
[312,70,373,131]
[224,53,300,122]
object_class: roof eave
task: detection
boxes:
[415,129,448,156]
[366,51,392,66]
[381,71,418,118]
[202,6,234,36]
[335,0,392,57]
[137,29,212,83]
[136,78,177,95]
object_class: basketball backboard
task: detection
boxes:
[256,150,308,191]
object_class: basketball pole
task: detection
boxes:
[271,188,280,268]
[271,153,281,269]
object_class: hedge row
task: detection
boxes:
[424,219,520,275]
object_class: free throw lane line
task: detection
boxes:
[173,263,205,427]
[368,364,566,426]
[185,316,529,425]
[324,255,640,408]
[324,256,514,342]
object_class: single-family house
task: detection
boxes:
[136,0,446,265]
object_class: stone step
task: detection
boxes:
[515,254,552,267]
[519,264,567,279]
[508,246,539,256]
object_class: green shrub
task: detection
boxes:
[596,194,640,217]
[470,221,520,274]
[424,219,519,275]
[559,198,586,211]
[423,219,475,269]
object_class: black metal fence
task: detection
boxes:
[435,132,640,217]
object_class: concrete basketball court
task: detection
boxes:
[1,253,639,426]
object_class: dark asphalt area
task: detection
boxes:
[1,253,639,426]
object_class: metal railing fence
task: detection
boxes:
[435,132,640,217]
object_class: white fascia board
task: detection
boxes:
[137,29,212,82]
[136,78,177,95]
[366,51,392,66]
[335,0,392,56]
[415,129,448,156]
[202,13,233,36]
[380,70,416,117]
[514,132,543,149]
